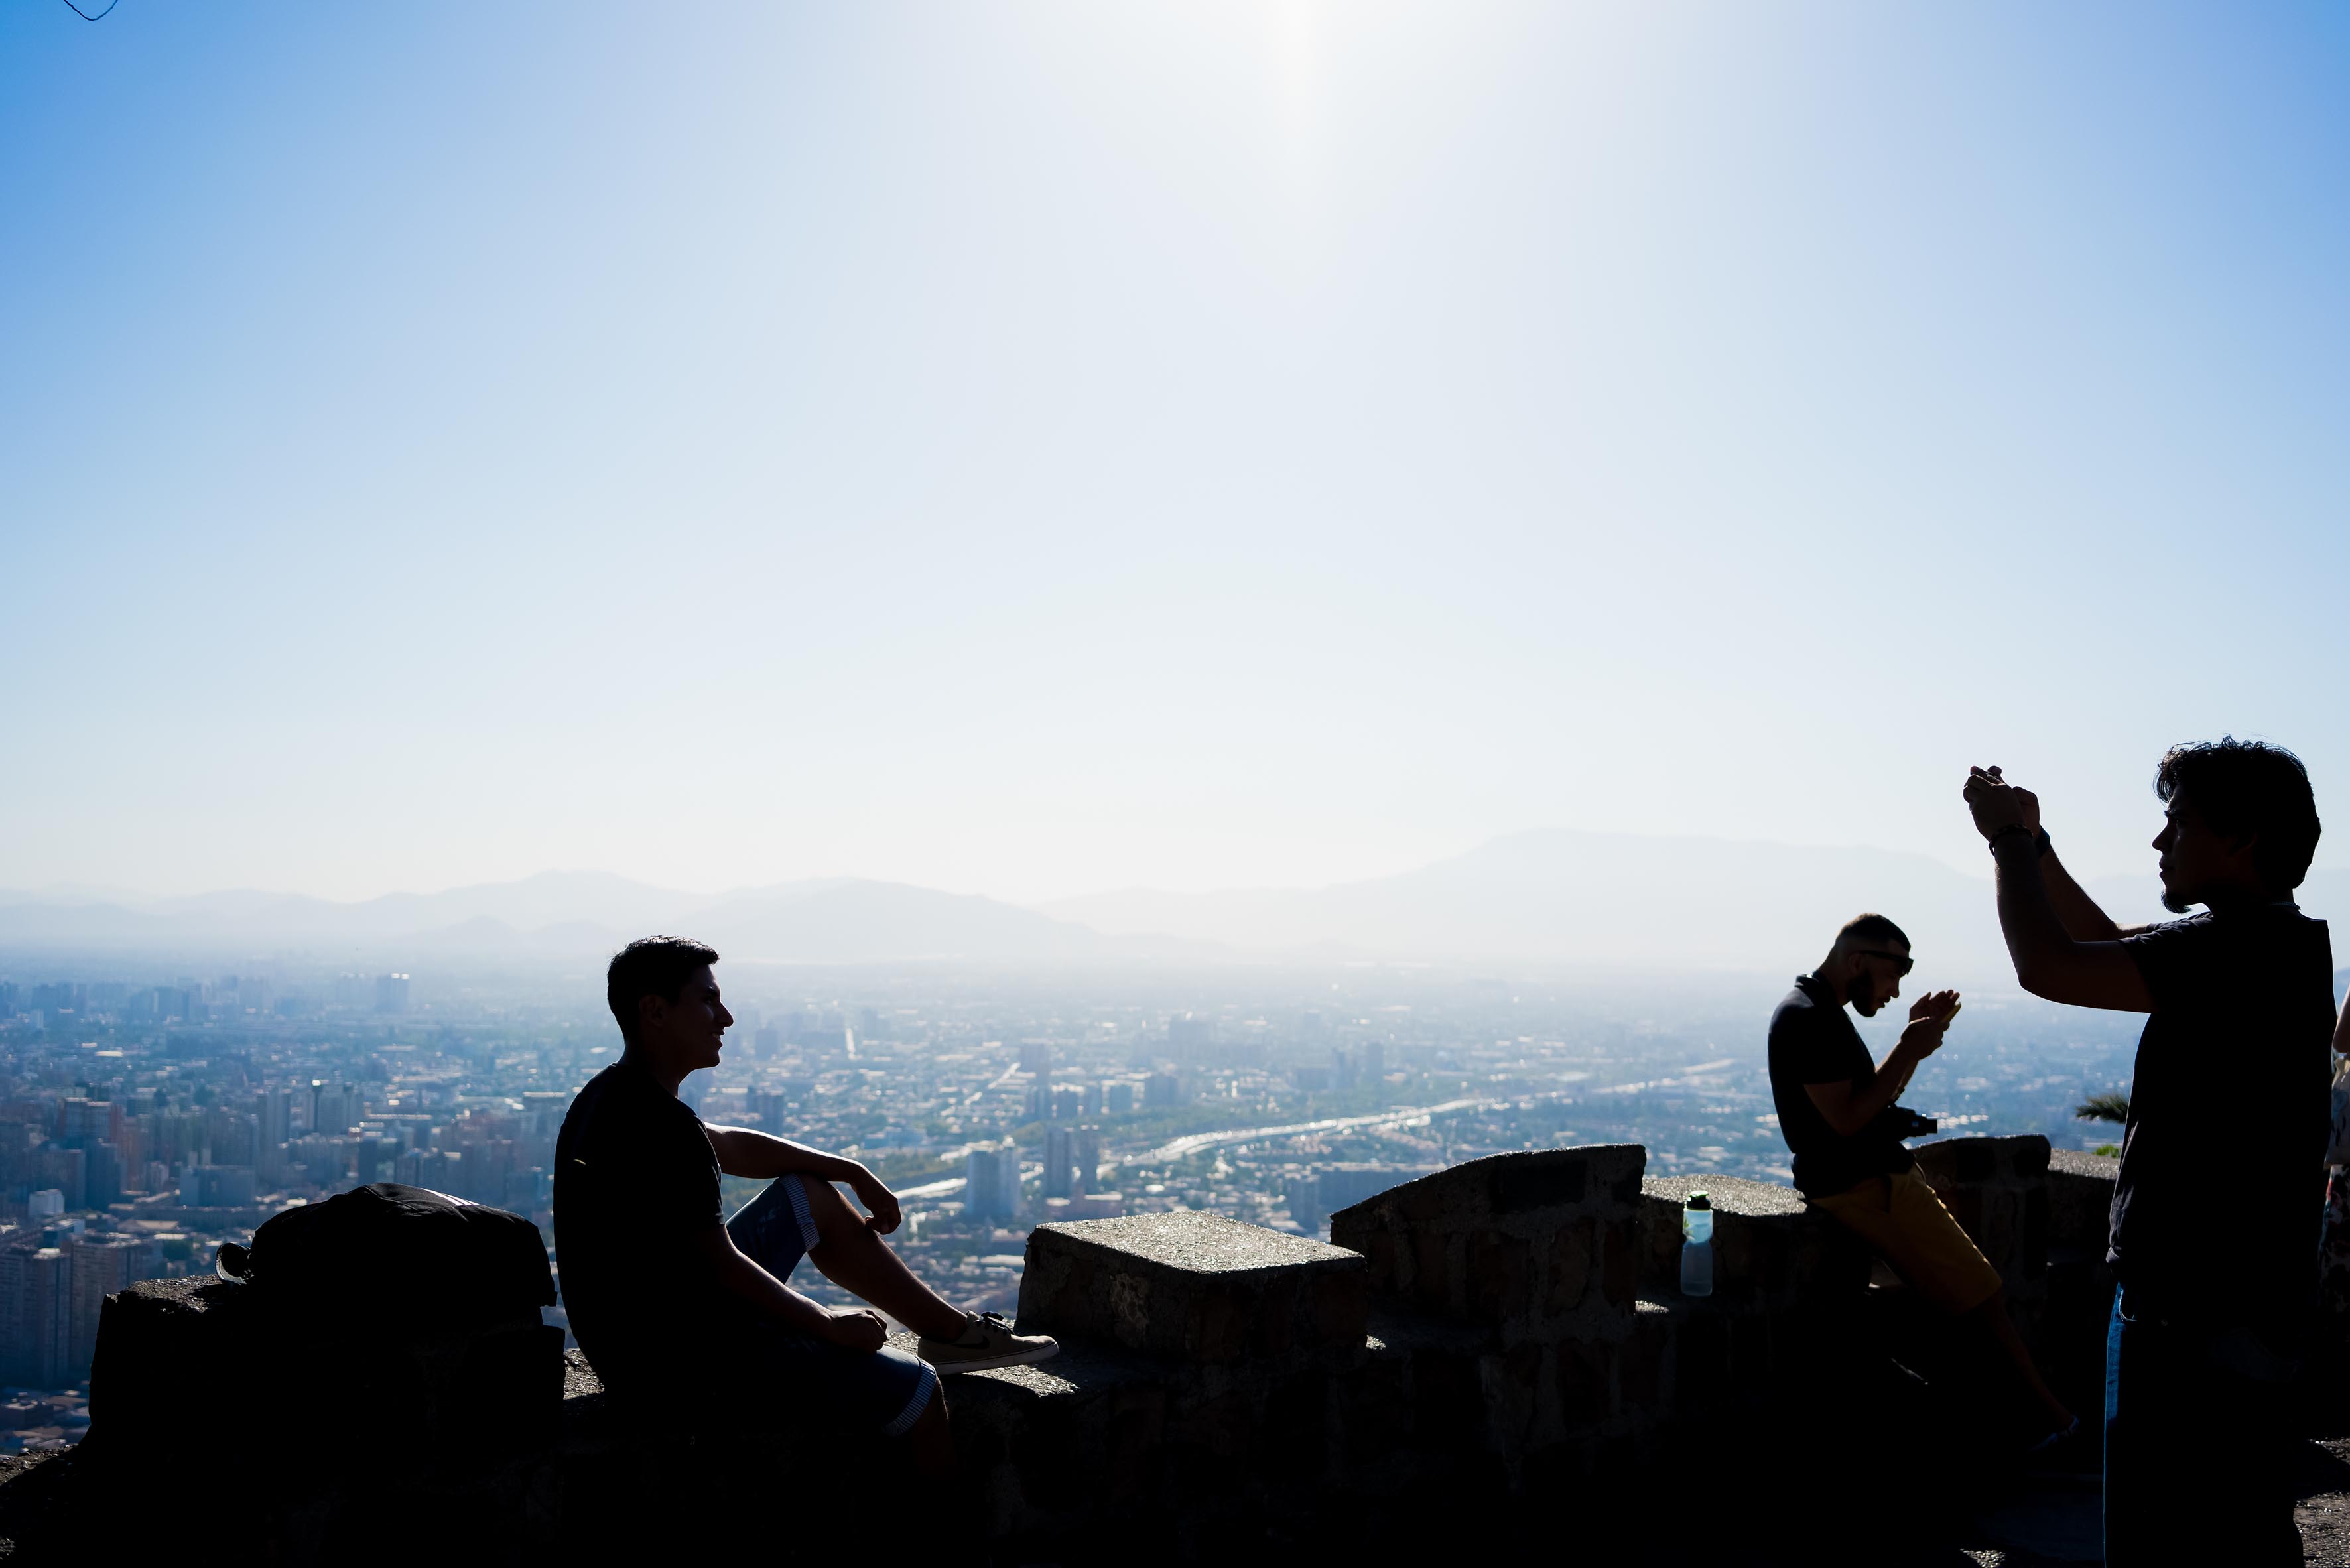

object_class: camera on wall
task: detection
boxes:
[1877,1105,1939,1141]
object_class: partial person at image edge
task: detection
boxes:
[1964,741,2332,1567]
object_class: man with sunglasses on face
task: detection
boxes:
[1768,913,2078,1448]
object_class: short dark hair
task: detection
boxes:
[606,936,719,1047]
[2154,738,2321,892]
[1837,912,1911,950]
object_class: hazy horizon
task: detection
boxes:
[9,3,2348,909]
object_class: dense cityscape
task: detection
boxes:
[0,955,2155,1454]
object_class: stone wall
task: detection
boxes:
[11,1136,2158,1564]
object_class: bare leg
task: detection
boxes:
[799,1176,968,1339]
[1964,1287,2073,1430]
[903,1382,954,1480]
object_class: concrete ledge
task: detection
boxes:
[1634,1174,1869,1313]
[2044,1149,2119,1262]
[1331,1146,1644,1346]
[1914,1134,2053,1296]
[1016,1209,1368,1364]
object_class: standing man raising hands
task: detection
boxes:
[1964,742,2331,1565]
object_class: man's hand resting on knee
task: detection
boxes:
[818,1306,889,1352]
[697,1224,893,1352]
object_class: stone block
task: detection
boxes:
[1912,1132,2052,1189]
[1634,1174,1867,1313]
[2044,1148,2118,1264]
[1620,1301,1671,1413]
[1914,1134,2054,1297]
[1016,1210,1367,1365]
[1332,1146,1645,1345]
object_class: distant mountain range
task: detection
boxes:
[0,873,1191,966]
[4,830,2347,975]
[1036,828,2350,980]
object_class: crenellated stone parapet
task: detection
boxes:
[5,1137,2195,1564]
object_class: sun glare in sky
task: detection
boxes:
[3,3,2346,904]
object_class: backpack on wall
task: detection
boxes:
[213,1183,564,1467]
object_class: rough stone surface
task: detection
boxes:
[1914,1134,2054,1305]
[23,1136,2339,1565]
[1017,1209,1367,1363]
[2044,1148,2119,1260]
[1331,1145,1644,1346]
[1634,1173,1869,1316]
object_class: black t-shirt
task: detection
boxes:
[553,1056,728,1393]
[2112,903,2334,1323]
[1768,974,1916,1197]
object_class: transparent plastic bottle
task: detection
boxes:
[1680,1189,1714,1298]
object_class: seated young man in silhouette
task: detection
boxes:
[1769,913,2076,1447]
[555,936,1057,1474]
[1965,745,2331,1565]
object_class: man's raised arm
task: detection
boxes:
[1805,990,1957,1137]
[1989,769,2151,942]
[702,1124,903,1234]
[1965,767,2152,1012]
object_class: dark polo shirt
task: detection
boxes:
[1768,974,1915,1198]
[2112,903,2334,1323]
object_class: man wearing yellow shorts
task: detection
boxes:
[1768,913,2077,1449]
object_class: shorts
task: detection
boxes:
[1810,1166,2003,1313]
[714,1175,938,1439]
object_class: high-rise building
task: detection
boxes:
[35,1145,85,1212]
[0,1240,73,1387]
[1167,1014,1214,1059]
[375,973,411,1015]
[68,1234,160,1370]
[258,1086,294,1146]
[1106,1081,1136,1115]
[962,1142,1021,1220]
[1019,1041,1051,1078]
[1043,1126,1077,1199]
[180,1166,257,1208]
[1361,1041,1387,1082]
[307,1081,361,1136]
[83,1141,123,1208]
[1143,1073,1183,1109]
[1074,1128,1104,1193]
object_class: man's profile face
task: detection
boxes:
[1850,947,1908,1017]
[2152,791,2246,914]
[639,964,732,1072]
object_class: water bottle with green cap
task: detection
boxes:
[1680,1189,1714,1298]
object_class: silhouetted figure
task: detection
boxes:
[553,937,1056,1485]
[1768,913,2075,1445]
[1965,742,2331,1565]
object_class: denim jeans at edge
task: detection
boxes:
[2103,1285,2301,1566]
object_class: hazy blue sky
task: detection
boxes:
[6,2,2347,904]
